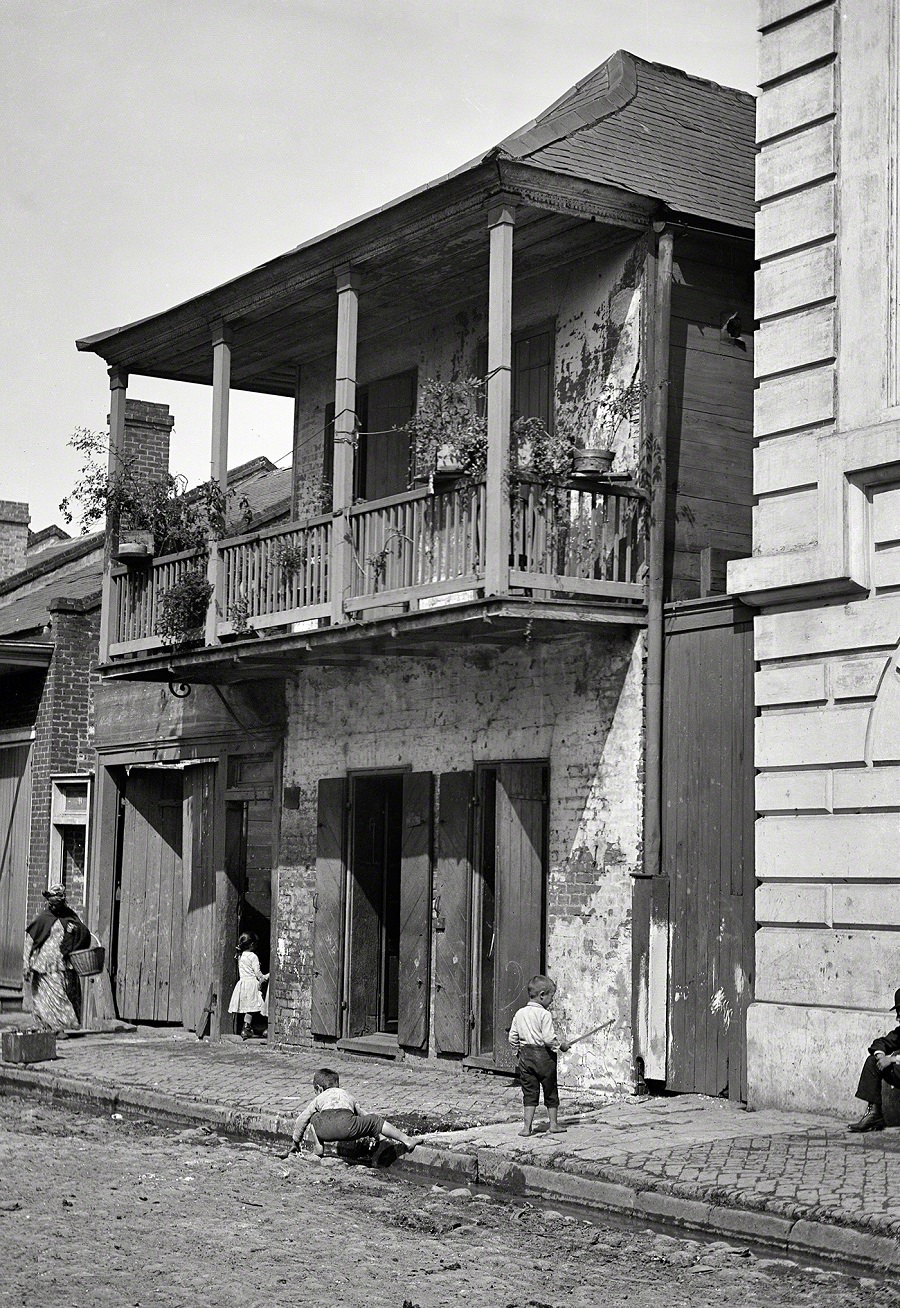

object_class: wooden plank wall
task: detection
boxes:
[662,599,755,1100]
[666,233,755,602]
[492,762,547,1072]
[0,744,31,992]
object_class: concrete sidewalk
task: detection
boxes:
[1,1025,897,1274]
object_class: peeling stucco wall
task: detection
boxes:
[291,238,645,515]
[274,630,644,1092]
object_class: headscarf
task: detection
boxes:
[26,885,85,953]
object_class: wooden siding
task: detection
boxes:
[662,599,756,1099]
[666,237,755,602]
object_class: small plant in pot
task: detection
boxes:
[404,377,488,488]
[574,373,645,478]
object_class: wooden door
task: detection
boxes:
[0,744,31,994]
[310,777,346,1038]
[663,598,755,1099]
[115,769,184,1023]
[182,764,216,1033]
[492,762,547,1070]
[433,771,473,1054]
[398,771,432,1050]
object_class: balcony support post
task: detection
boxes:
[484,197,516,596]
[205,322,231,645]
[98,366,128,664]
[330,268,360,625]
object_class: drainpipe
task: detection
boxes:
[633,223,674,1086]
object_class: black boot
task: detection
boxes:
[241,1017,252,1041]
[848,1103,884,1132]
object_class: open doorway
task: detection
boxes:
[346,772,403,1037]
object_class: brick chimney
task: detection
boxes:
[118,400,174,482]
[0,501,30,581]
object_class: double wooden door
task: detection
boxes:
[310,762,547,1066]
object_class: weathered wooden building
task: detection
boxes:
[76,52,757,1093]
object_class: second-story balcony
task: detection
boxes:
[106,477,645,678]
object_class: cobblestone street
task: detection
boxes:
[0,1097,889,1308]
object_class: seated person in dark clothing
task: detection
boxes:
[848,986,900,1132]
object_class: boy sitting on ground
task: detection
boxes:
[508,974,570,1137]
[848,986,900,1132]
[281,1068,422,1159]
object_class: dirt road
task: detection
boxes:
[0,1096,888,1307]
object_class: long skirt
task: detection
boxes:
[31,968,81,1031]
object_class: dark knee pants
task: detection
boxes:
[518,1045,559,1108]
[310,1108,385,1142]
[855,1053,900,1104]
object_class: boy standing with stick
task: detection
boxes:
[508,974,570,1137]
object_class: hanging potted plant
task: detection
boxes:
[155,567,213,646]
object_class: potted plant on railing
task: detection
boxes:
[573,372,645,478]
[404,376,488,490]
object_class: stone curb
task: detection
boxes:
[1,1063,896,1274]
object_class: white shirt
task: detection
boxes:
[508,999,561,1053]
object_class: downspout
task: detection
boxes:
[633,222,674,1086]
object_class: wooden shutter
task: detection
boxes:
[494,762,547,1069]
[310,777,346,1038]
[512,328,554,430]
[0,744,31,991]
[182,764,217,1032]
[397,771,432,1050]
[360,370,417,501]
[434,771,472,1054]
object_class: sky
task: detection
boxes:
[1,0,757,533]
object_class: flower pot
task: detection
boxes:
[115,530,154,562]
[573,447,614,476]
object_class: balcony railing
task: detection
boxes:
[106,479,645,658]
[219,514,331,633]
[346,481,486,613]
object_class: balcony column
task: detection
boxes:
[484,197,516,596]
[205,321,231,645]
[98,366,128,663]
[329,267,360,625]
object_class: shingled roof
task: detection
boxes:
[496,50,755,230]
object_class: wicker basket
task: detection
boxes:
[68,945,105,977]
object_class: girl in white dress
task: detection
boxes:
[228,932,269,1040]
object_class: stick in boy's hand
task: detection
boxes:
[564,1018,614,1048]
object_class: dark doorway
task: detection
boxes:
[347,773,403,1036]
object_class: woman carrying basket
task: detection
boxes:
[23,884,91,1031]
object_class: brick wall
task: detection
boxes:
[25,598,100,926]
[122,400,173,484]
[0,501,29,582]
[275,630,644,1091]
